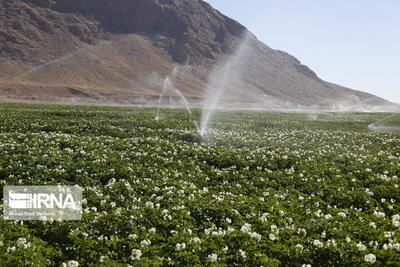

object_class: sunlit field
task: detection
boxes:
[0,103,399,266]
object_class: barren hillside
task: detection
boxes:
[0,0,392,109]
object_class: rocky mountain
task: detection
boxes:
[0,0,393,109]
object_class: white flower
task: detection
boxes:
[128,234,138,240]
[249,232,262,241]
[302,265,312,267]
[226,218,232,224]
[16,237,30,249]
[297,228,307,236]
[67,261,79,267]
[373,211,385,218]
[149,228,156,234]
[346,237,352,243]
[145,202,154,208]
[208,254,218,262]
[269,233,276,241]
[366,188,374,196]
[131,249,142,260]
[16,238,26,246]
[356,242,366,251]
[313,240,323,248]
[260,213,268,222]
[176,243,186,251]
[241,223,251,233]
[295,244,304,252]
[314,210,322,217]
[239,249,247,258]
[392,215,400,227]
[384,232,394,238]
[190,237,202,244]
[327,239,337,247]
[171,230,178,235]
[140,239,151,247]
[7,246,16,253]
[338,212,346,218]
[364,253,376,264]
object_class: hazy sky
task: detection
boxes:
[206,0,400,103]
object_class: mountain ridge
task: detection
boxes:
[0,0,394,109]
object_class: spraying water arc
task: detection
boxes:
[199,63,231,137]
[199,32,254,138]
[155,65,179,121]
[367,102,400,131]
[12,40,116,82]
[155,77,171,121]
[368,113,400,129]
[155,66,200,133]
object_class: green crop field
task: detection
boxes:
[0,103,399,266]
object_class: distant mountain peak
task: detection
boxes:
[0,0,393,109]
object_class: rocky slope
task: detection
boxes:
[0,0,393,109]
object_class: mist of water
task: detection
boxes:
[199,32,255,137]
[12,40,115,82]
[153,66,200,132]
[368,112,400,129]
[173,87,192,115]
[155,65,179,120]
[155,77,171,121]
[13,47,86,81]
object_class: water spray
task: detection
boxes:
[155,77,171,121]
[12,40,117,82]
[368,112,400,130]
[199,32,259,137]
[155,66,200,135]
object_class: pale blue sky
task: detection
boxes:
[206,0,400,103]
